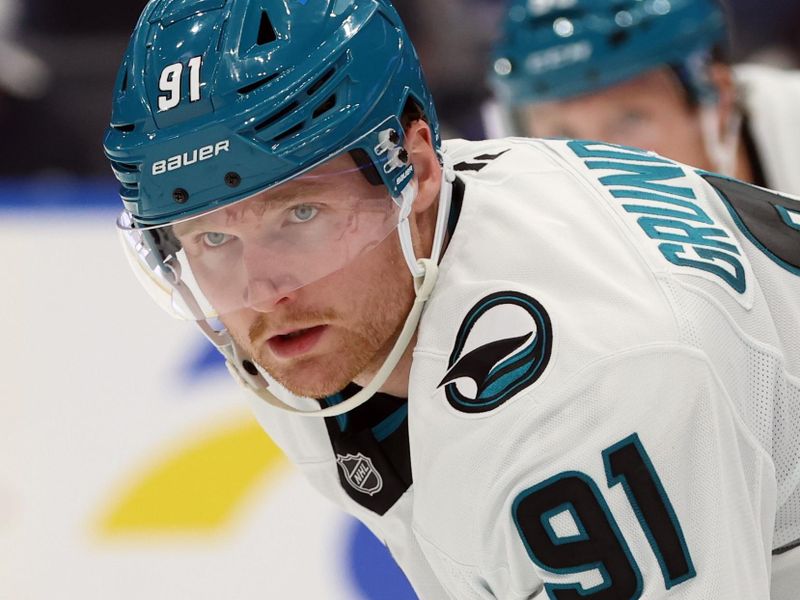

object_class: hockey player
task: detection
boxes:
[487,0,800,196]
[105,0,800,597]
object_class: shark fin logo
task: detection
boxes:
[439,291,552,413]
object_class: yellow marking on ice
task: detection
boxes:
[99,413,287,534]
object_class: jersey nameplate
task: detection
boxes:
[567,141,750,302]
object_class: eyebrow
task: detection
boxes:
[171,220,205,238]
[268,176,339,199]
[172,181,328,237]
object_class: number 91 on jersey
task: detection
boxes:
[513,433,695,599]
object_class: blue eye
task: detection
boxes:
[202,231,232,247]
[619,111,646,128]
[290,205,318,223]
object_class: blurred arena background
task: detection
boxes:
[2,0,798,598]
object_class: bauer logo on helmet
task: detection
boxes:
[151,140,231,176]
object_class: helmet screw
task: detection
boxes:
[225,172,241,187]
[172,188,189,203]
[242,360,259,376]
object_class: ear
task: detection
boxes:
[404,119,442,214]
[708,63,736,134]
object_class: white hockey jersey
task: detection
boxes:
[735,63,800,196]
[245,137,800,599]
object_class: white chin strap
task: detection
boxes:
[219,156,456,417]
[699,102,742,177]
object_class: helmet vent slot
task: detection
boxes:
[307,67,335,96]
[112,123,136,133]
[257,10,278,45]
[238,72,280,95]
[254,100,299,131]
[273,123,303,141]
[111,161,140,173]
[312,94,336,118]
[121,70,129,92]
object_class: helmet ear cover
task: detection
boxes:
[666,41,731,107]
[350,95,431,187]
[668,55,716,106]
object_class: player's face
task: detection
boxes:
[177,153,416,399]
[519,67,714,170]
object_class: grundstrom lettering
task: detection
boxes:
[152,140,230,175]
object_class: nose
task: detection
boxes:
[241,247,300,312]
[244,277,298,312]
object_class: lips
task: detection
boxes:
[266,325,327,359]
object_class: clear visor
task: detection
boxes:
[117,156,404,321]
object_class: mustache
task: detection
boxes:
[248,308,338,344]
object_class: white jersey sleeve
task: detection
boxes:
[408,137,800,599]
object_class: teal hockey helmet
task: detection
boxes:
[106,0,448,327]
[104,0,439,227]
[489,0,727,105]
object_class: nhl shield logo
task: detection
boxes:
[336,453,383,496]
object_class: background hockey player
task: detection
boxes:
[105,0,800,597]
[487,0,800,196]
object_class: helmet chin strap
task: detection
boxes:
[699,101,742,178]
[219,154,456,417]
